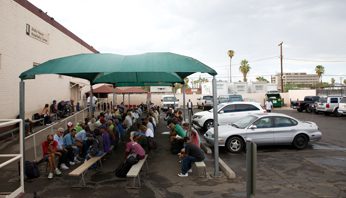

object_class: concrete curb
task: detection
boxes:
[201,143,212,154]
[219,158,236,179]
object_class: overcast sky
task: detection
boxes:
[29,0,346,83]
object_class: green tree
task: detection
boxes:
[239,59,251,82]
[331,78,335,85]
[315,65,325,83]
[256,76,269,83]
[344,79,346,85]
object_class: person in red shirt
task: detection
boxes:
[42,134,62,179]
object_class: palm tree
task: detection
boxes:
[239,59,251,82]
[315,65,325,83]
[331,78,335,85]
[228,50,235,82]
[256,76,269,83]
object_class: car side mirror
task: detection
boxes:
[218,110,224,114]
[249,125,257,130]
[176,99,179,102]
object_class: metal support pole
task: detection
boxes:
[246,140,257,198]
[173,86,176,111]
[19,80,25,162]
[182,85,186,121]
[128,94,130,107]
[89,84,94,118]
[113,84,116,109]
[212,76,220,176]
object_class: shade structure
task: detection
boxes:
[19,52,217,84]
[93,72,183,84]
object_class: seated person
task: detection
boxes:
[41,104,51,125]
[178,137,205,177]
[182,123,200,148]
[63,128,81,163]
[54,128,74,169]
[125,132,146,160]
[42,134,62,179]
[75,125,88,158]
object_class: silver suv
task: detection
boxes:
[315,96,343,116]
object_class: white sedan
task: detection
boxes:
[192,101,266,130]
[204,113,322,153]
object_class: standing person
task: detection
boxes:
[187,99,193,116]
[178,138,205,177]
[87,95,98,112]
[265,100,273,113]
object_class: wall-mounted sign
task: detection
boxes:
[26,24,49,44]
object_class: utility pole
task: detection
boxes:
[278,42,284,92]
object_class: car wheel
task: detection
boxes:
[334,108,341,117]
[293,134,308,149]
[203,120,214,130]
[306,106,312,113]
[226,136,244,153]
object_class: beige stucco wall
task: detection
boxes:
[0,0,92,119]
[105,91,305,108]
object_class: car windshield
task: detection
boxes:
[229,96,243,102]
[232,115,258,129]
[163,97,176,102]
[340,97,346,103]
[203,96,213,100]
[319,97,327,103]
[209,103,226,112]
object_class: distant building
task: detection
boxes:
[0,0,97,118]
[271,72,319,90]
[201,81,279,95]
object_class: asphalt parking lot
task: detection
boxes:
[209,109,346,198]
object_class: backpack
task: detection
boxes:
[115,160,133,178]
[147,137,157,150]
[33,113,40,120]
[25,161,40,179]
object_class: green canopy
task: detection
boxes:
[19,52,217,84]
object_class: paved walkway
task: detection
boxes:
[23,114,243,198]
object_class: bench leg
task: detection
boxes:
[72,172,87,188]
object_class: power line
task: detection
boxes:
[284,58,346,63]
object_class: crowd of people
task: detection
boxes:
[164,107,205,177]
[41,104,160,179]
[39,100,205,179]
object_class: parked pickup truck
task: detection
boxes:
[291,96,320,113]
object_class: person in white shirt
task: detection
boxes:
[187,99,193,115]
[87,95,98,111]
[123,112,133,131]
[265,100,273,112]
[140,125,154,138]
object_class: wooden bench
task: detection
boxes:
[126,154,148,188]
[68,144,114,187]
[194,161,207,177]
[31,115,44,126]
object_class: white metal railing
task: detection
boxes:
[24,108,89,162]
[0,119,24,198]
